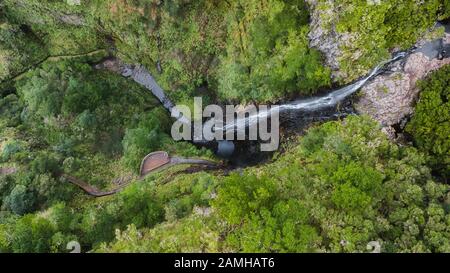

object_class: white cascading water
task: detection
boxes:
[217,52,407,134]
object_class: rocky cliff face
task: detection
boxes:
[355,28,450,138]
[306,0,447,84]
[306,0,342,74]
[306,0,384,82]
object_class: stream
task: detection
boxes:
[115,51,408,166]
[112,22,450,167]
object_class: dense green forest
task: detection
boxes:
[0,0,449,253]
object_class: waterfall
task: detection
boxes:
[217,51,407,134]
[118,51,407,136]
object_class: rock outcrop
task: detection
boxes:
[306,0,385,81]
[0,167,18,176]
[355,29,450,134]
[306,0,342,73]
[306,0,446,85]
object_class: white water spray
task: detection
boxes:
[217,52,407,134]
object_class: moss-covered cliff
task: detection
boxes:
[3,0,447,102]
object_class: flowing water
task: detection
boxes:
[217,52,407,135]
[117,21,449,165]
[212,52,409,165]
[119,51,409,165]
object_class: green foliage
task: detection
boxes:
[96,216,220,253]
[0,94,22,128]
[16,59,157,156]
[122,108,171,173]
[2,114,450,253]
[214,173,278,225]
[121,107,213,173]
[9,214,55,253]
[5,185,35,215]
[0,56,212,222]
[217,0,331,102]
[155,0,228,102]
[2,0,331,103]
[384,0,442,47]
[406,65,450,178]
[1,140,24,162]
[214,172,321,252]
[157,172,217,222]
[2,0,449,101]
[1,0,227,102]
[1,0,450,254]
[43,26,106,56]
[211,116,450,252]
[330,163,383,213]
[30,152,60,175]
[2,165,71,216]
[316,0,447,81]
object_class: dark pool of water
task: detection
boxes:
[202,99,356,167]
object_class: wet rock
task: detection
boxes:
[356,30,450,133]
[95,58,127,74]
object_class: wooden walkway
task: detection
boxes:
[62,174,133,197]
[64,152,219,197]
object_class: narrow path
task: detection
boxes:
[64,152,220,197]
[0,167,18,176]
[0,49,108,84]
[139,151,218,177]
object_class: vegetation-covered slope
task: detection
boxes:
[2,0,449,101]
[308,0,449,81]
[406,65,450,178]
[0,0,449,253]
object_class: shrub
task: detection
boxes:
[406,65,450,178]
